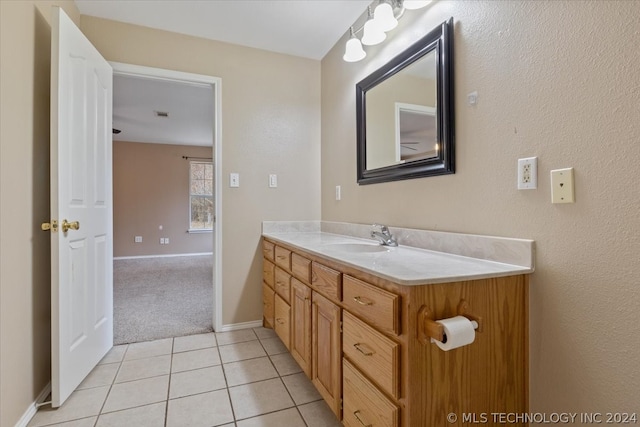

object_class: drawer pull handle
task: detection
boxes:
[277,255,287,260]
[353,343,374,356]
[276,318,285,324]
[353,410,372,427]
[353,296,373,306]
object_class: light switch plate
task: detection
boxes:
[230,173,240,188]
[269,174,277,188]
[550,168,575,203]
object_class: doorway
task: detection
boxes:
[111,62,223,338]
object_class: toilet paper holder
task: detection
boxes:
[417,300,483,344]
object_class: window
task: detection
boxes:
[189,161,213,231]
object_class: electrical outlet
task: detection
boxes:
[160,238,165,244]
[550,168,575,203]
[134,236,142,243]
[165,237,170,244]
[517,157,537,190]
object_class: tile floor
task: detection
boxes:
[28,327,342,427]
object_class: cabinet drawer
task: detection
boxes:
[274,294,291,350]
[343,276,400,336]
[274,246,291,271]
[263,259,275,289]
[262,240,275,261]
[274,267,291,304]
[311,262,342,302]
[343,359,399,427]
[263,283,275,329]
[292,253,311,284]
[343,311,399,398]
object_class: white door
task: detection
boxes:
[49,6,113,407]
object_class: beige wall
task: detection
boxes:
[322,0,639,415]
[80,16,321,326]
[113,141,213,257]
[0,2,80,426]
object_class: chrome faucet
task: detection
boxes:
[370,224,398,247]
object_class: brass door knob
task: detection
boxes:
[62,219,80,232]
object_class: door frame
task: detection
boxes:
[110,62,223,332]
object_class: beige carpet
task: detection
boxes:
[113,255,213,344]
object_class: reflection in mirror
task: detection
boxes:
[357,18,454,185]
[366,49,437,170]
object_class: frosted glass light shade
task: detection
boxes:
[343,37,366,62]
[403,0,431,10]
[373,2,398,32]
[361,19,386,46]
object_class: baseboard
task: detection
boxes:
[218,320,263,332]
[14,382,51,427]
[114,252,213,260]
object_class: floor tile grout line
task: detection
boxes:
[252,332,311,426]
[93,343,128,426]
[215,336,238,423]
[164,337,175,427]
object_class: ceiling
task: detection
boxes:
[80,0,372,146]
[75,0,371,60]
[112,74,214,146]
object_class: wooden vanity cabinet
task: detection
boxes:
[290,278,312,377]
[262,283,275,329]
[274,294,290,349]
[262,238,529,427]
[311,290,342,418]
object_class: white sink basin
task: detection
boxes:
[323,243,391,254]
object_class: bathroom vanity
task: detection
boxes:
[262,222,534,427]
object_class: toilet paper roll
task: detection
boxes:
[432,315,476,351]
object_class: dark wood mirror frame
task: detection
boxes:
[356,18,454,185]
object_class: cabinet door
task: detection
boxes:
[291,278,312,377]
[312,291,342,418]
[263,283,275,328]
[274,294,291,350]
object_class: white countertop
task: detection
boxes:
[262,231,533,286]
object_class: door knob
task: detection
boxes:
[62,219,80,232]
[41,220,58,232]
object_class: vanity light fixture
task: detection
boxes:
[361,6,386,46]
[343,27,367,62]
[373,0,398,32]
[343,0,432,63]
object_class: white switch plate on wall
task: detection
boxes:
[550,168,575,203]
[269,174,277,188]
[230,173,240,188]
[134,236,142,243]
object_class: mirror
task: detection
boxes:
[357,18,454,184]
